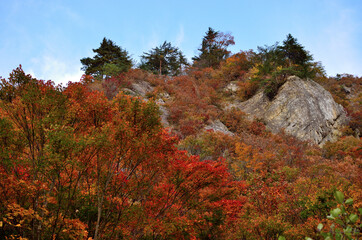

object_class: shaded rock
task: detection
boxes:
[122,81,171,126]
[130,81,154,97]
[204,120,234,136]
[121,88,138,96]
[342,84,352,94]
[234,76,348,146]
[159,92,171,99]
[155,97,170,127]
[158,105,170,127]
[121,80,153,98]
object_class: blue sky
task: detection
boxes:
[1,0,361,85]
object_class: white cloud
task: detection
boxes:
[309,4,362,76]
[142,25,185,53]
[175,25,185,47]
[323,10,360,75]
[145,30,161,50]
[27,55,83,85]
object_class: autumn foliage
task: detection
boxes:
[1,37,361,240]
[0,66,247,239]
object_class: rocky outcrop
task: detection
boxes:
[225,81,240,93]
[122,81,154,98]
[121,80,171,126]
[204,120,234,136]
[231,76,348,145]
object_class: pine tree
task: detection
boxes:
[279,34,313,67]
[140,41,188,76]
[80,38,132,79]
[192,27,235,68]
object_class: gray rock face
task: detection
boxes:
[204,120,234,136]
[122,81,154,97]
[130,81,154,97]
[121,81,171,126]
[234,76,348,145]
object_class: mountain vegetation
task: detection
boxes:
[192,27,235,69]
[140,41,189,76]
[80,38,133,80]
[1,28,361,239]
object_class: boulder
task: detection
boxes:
[233,76,348,145]
[204,120,234,136]
[121,81,153,97]
[130,81,154,97]
[225,81,240,92]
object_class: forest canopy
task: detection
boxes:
[1,28,361,239]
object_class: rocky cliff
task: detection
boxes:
[231,76,349,145]
[119,75,349,146]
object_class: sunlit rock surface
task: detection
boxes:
[234,76,348,145]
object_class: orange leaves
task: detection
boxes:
[230,126,361,239]
[59,218,89,240]
[165,74,221,137]
[234,142,268,174]
[2,66,361,239]
[323,136,362,160]
[237,80,259,100]
[218,51,253,82]
[2,203,42,237]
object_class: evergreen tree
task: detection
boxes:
[140,41,189,76]
[80,38,132,79]
[252,34,323,99]
[279,34,313,67]
[192,27,235,68]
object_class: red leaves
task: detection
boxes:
[1,68,249,239]
[2,66,360,239]
[139,152,246,238]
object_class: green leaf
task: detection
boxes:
[278,236,286,240]
[344,225,352,233]
[335,191,344,204]
[331,208,342,218]
[344,227,353,239]
[341,205,346,213]
[335,219,345,226]
[345,198,353,205]
[305,237,313,240]
[321,232,329,238]
[317,223,323,231]
[327,215,335,220]
[358,208,362,215]
[349,214,358,223]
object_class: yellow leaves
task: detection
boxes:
[59,218,89,240]
[276,65,283,71]
[5,235,29,240]
[3,203,42,231]
[249,64,260,77]
[235,142,252,162]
